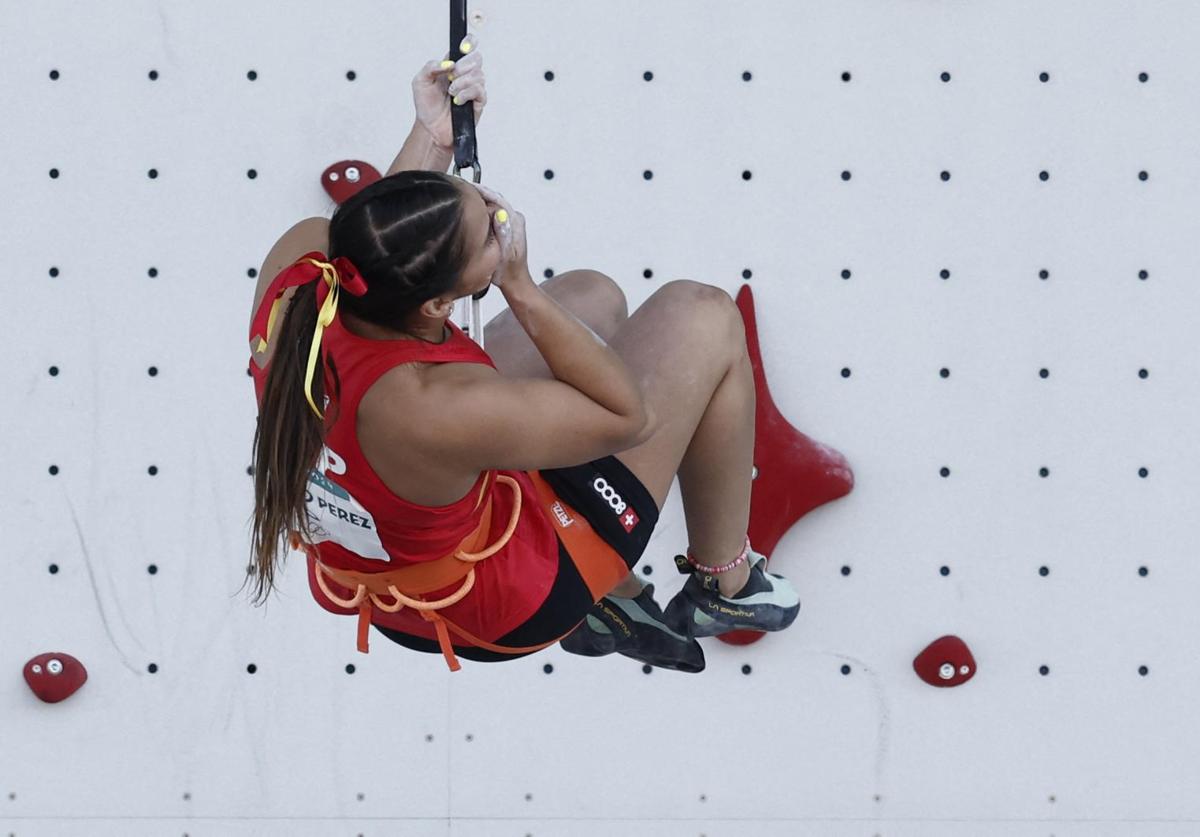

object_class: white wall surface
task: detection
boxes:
[4,0,1200,835]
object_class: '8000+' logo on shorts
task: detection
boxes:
[592,476,640,533]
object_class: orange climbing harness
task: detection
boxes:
[293,471,578,671]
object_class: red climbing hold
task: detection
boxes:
[719,284,855,647]
[321,160,383,205]
[913,636,977,687]
[24,652,88,703]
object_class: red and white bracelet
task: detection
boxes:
[685,535,751,574]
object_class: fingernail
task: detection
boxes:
[440,60,454,69]
[453,94,462,105]
[496,209,508,224]
[460,39,472,53]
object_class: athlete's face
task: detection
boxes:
[454,178,503,299]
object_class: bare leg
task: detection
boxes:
[675,349,755,595]
[607,281,754,597]
[482,274,754,597]
[609,572,645,597]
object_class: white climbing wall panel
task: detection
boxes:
[4,0,1200,835]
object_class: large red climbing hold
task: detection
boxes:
[720,284,855,647]
[24,652,88,703]
[913,636,977,687]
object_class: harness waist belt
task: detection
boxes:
[297,473,576,671]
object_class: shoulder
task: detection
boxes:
[364,360,497,417]
[248,217,331,362]
[255,217,330,300]
[360,361,496,439]
[264,217,330,267]
[357,361,500,501]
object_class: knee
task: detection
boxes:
[660,278,734,309]
[558,269,628,328]
[659,279,745,345]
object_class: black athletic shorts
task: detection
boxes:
[373,454,660,662]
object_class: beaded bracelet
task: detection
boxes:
[685,535,751,574]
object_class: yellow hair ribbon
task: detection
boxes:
[301,258,345,421]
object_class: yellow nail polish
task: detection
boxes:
[460,39,472,53]
[496,209,507,223]
[453,94,462,105]
[440,59,454,69]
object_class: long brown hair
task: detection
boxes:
[243,170,474,606]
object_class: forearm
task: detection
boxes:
[501,275,647,428]
[385,123,454,177]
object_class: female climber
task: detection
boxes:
[244,34,799,673]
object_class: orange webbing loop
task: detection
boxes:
[416,609,574,672]
[302,475,561,670]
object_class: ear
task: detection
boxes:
[417,295,456,319]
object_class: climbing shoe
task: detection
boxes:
[662,546,801,638]
[560,578,705,673]
[557,611,616,657]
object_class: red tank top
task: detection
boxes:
[249,304,559,645]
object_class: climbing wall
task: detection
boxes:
[5,0,1200,835]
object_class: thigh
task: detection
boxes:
[608,281,744,511]
[481,270,626,379]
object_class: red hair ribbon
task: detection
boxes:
[249,250,369,420]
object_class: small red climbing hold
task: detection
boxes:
[24,652,88,703]
[913,635,976,688]
[321,160,383,205]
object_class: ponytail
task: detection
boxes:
[243,169,472,605]
[244,282,338,605]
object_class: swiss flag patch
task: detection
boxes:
[619,509,640,533]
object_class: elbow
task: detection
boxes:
[625,404,657,448]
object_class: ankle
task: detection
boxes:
[714,563,751,597]
[610,572,644,598]
[687,536,753,596]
